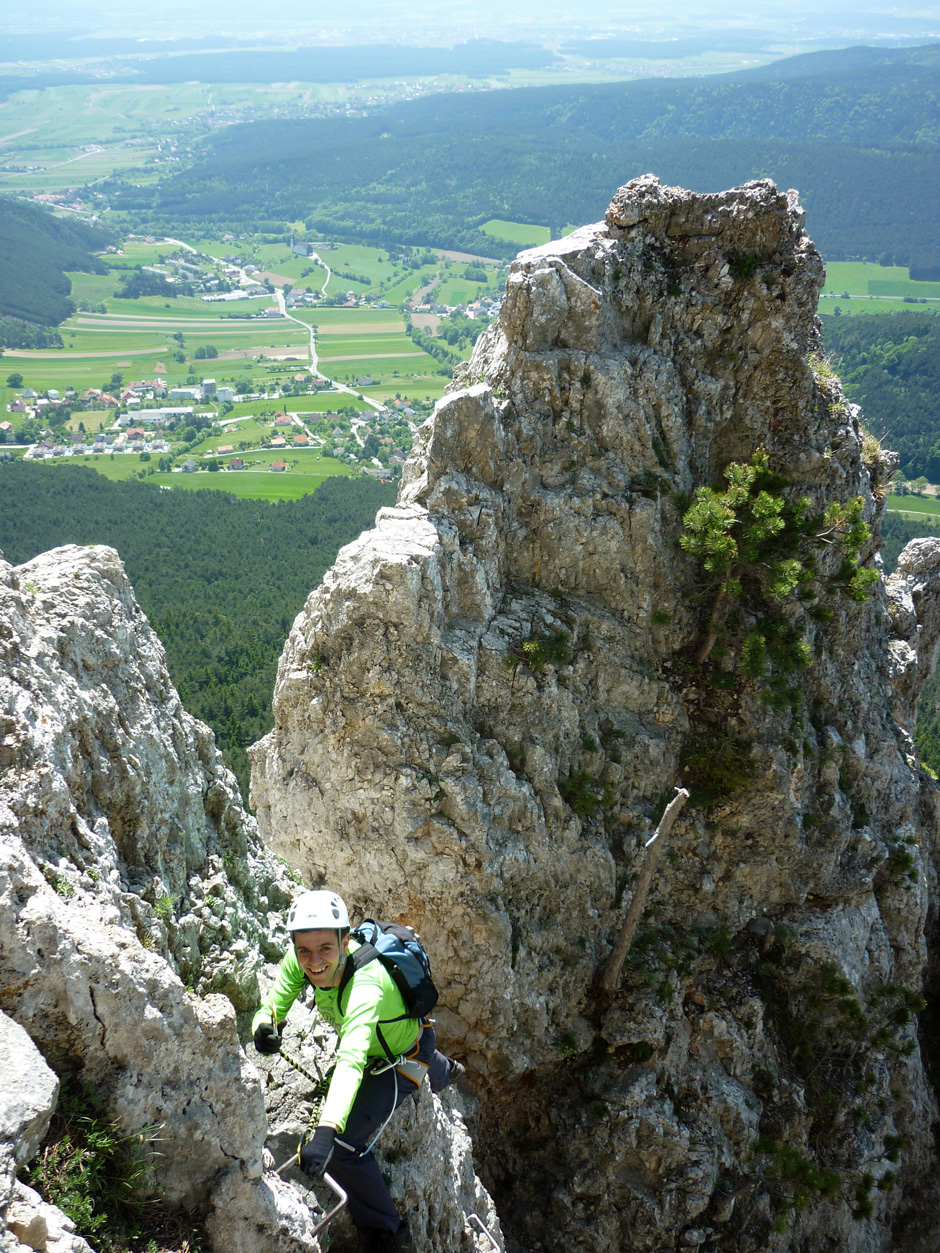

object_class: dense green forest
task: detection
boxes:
[0,317,64,349]
[0,465,395,799]
[111,44,940,268]
[0,199,111,329]
[821,313,940,479]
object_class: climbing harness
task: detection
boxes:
[270,1020,413,1236]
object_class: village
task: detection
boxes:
[0,226,504,495]
[2,367,424,483]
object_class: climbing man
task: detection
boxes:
[252,889,462,1253]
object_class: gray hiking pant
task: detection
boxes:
[330,1023,455,1234]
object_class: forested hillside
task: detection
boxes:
[0,466,395,799]
[113,44,940,268]
[822,313,940,479]
[0,199,111,330]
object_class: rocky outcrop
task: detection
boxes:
[0,1012,91,1253]
[251,178,940,1252]
[0,544,321,1251]
[0,543,497,1253]
[885,538,940,731]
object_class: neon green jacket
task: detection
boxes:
[251,939,420,1133]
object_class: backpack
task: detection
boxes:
[337,920,439,1060]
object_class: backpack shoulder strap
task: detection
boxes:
[336,939,378,1012]
[335,936,413,1062]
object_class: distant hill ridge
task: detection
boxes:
[116,42,940,269]
[0,199,111,332]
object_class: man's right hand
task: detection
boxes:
[253,1022,283,1055]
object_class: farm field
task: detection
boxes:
[297,308,405,331]
[481,219,551,247]
[68,282,275,325]
[252,240,505,305]
[228,392,369,415]
[886,494,940,519]
[317,334,426,358]
[310,244,397,293]
[381,266,440,304]
[2,222,477,490]
[433,277,490,306]
[819,262,940,316]
[254,241,409,296]
[817,297,936,318]
[0,145,160,192]
[358,372,451,405]
[0,80,369,193]
[4,322,309,397]
[292,305,453,398]
[290,394,370,413]
[326,354,431,379]
[202,447,347,471]
[151,466,357,501]
[198,418,281,451]
[27,447,357,494]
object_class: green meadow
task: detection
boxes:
[291,395,371,413]
[31,448,357,499]
[152,463,357,501]
[0,146,160,192]
[481,219,551,247]
[433,277,488,305]
[199,419,278,451]
[819,262,940,316]
[203,447,346,471]
[886,494,940,519]
[358,372,451,405]
[817,298,935,317]
[327,355,434,380]
[302,308,406,331]
[318,334,425,358]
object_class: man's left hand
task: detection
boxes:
[299,1126,336,1178]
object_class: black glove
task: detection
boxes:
[253,1022,283,1055]
[299,1126,336,1179]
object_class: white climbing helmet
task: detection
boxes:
[287,890,349,933]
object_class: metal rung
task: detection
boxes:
[275,1160,348,1237]
[468,1212,501,1250]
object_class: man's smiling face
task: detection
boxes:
[293,928,349,988]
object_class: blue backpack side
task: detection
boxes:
[339,920,439,1059]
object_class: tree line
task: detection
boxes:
[0,465,395,799]
[0,199,112,330]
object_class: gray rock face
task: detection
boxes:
[0,1012,83,1253]
[250,178,940,1251]
[0,545,324,1251]
[0,543,498,1253]
[0,1013,58,1174]
[885,537,940,731]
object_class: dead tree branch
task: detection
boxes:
[600,787,690,999]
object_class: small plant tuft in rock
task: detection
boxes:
[21,1080,205,1253]
[558,769,613,817]
[728,253,762,282]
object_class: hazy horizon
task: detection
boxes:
[3,0,938,50]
